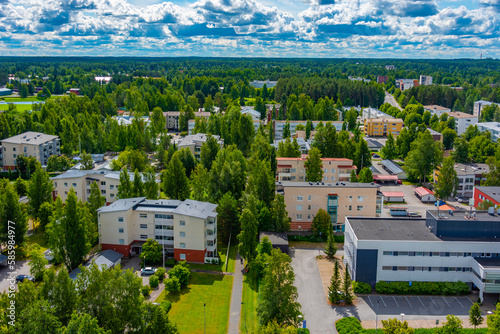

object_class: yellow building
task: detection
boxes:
[364,118,404,137]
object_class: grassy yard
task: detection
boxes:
[188,238,237,273]
[2,97,41,102]
[156,272,233,334]
[240,272,259,334]
[25,233,49,253]
[0,104,35,112]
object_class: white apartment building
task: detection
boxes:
[276,156,356,183]
[273,120,343,141]
[434,163,489,199]
[97,198,218,263]
[476,122,500,142]
[51,170,160,204]
[473,100,497,118]
[0,131,60,170]
[344,210,500,301]
[419,75,433,86]
[423,105,451,117]
[176,133,223,160]
[447,112,478,135]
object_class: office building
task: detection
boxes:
[98,198,218,263]
[276,181,382,232]
[344,210,500,300]
[0,131,60,170]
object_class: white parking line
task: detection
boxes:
[455,297,464,308]
[380,296,387,307]
[466,297,475,306]
[418,297,425,307]
[442,297,451,308]
[431,297,438,308]
[368,296,374,307]
[405,297,412,307]
[393,296,400,307]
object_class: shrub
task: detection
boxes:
[375,281,469,295]
[155,267,166,281]
[352,281,372,294]
[165,258,176,267]
[335,317,363,334]
[168,263,191,288]
[141,285,151,297]
[149,275,159,288]
[211,258,219,265]
[165,277,181,294]
[161,301,172,314]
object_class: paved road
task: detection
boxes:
[384,92,402,110]
[228,252,244,334]
[0,260,30,293]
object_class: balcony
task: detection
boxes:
[207,231,216,241]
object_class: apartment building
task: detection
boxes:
[273,120,343,140]
[364,118,404,137]
[272,138,312,155]
[434,163,490,199]
[447,112,478,135]
[176,133,223,160]
[276,156,356,183]
[97,198,218,263]
[473,100,497,118]
[0,131,60,170]
[377,76,388,84]
[476,122,500,142]
[419,75,433,86]
[473,186,500,208]
[51,170,160,204]
[423,105,451,117]
[164,111,211,132]
[276,181,382,232]
[361,108,392,121]
[396,79,419,91]
[344,210,500,300]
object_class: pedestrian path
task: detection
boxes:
[228,252,244,334]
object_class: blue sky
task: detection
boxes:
[0,0,498,58]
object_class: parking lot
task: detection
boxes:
[361,295,475,317]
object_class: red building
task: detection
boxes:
[473,186,500,208]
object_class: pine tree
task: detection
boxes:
[350,169,358,182]
[328,260,341,304]
[117,167,132,199]
[283,121,291,139]
[358,167,373,183]
[343,264,353,304]
[305,120,312,140]
[381,132,397,160]
[132,169,144,197]
[324,227,337,258]
[63,189,90,270]
[237,209,258,263]
[162,153,190,200]
[305,147,323,182]
[143,167,159,199]
[0,183,29,246]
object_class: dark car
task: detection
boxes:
[16,275,35,283]
[455,196,468,203]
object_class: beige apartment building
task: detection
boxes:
[277,181,383,232]
[51,170,160,204]
[164,111,211,132]
[0,131,60,170]
[97,198,218,263]
[364,118,404,137]
[176,133,223,160]
[276,156,357,182]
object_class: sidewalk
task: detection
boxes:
[362,318,488,329]
[228,252,244,334]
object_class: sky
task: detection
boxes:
[0,0,499,58]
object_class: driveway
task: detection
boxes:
[0,260,31,293]
[379,184,435,218]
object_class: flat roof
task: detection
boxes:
[278,181,380,188]
[476,122,500,130]
[475,186,500,202]
[448,111,477,119]
[97,197,146,213]
[373,175,398,180]
[259,231,288,246]
[427,210,500,222]
[423,105,450,111]
[1,131,59,145]
[382,191,405,197]
[475,258,500,268]
[381,159,404,174]
[348,217,441,241]
[172,199,217,219]
[454,163,489,176]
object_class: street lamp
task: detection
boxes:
[204,303,206,334]
[401,313,405,322]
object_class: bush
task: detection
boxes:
[168,262,191,288]
[335,317,363,334]
[288,234,345,243]
[165,277,181,294]
[160,301,172,314]
[155,267,166,281]
[149,275,159,288]
[141,285,151,297]
[165,258,176,267]
[375,281,469,295]
[352,281,372,294]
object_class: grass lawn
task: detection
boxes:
[25,233,49,253]
[0,104,35,112]
[156,272,233,334]
[2,97,41,102]
[188,239,236,273]
[240,272,259,334]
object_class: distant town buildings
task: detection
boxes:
[396,79,419,91]
[272,138,311,155]
[419,75,433,86]
[249,80,278,89]
[377,76,388,84]
[0,131,60,170]
[273,120,343,141]
[95,76,113,84]
[348,76,371,83]
[476,122,500,142]
[447,112,478,135]
[385,65,396,70]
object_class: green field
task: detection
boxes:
[0,104,35,112]
[188,239,237,273]
[2,97,41,102]
[240,272,259,334]
[156,272,233,334]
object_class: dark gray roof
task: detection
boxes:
[278,181,380,188]
[172,199,217,219]
[347,217,441,241]
[475,186,500,203]
[381,160,404,174]
[260,231,289,246]
[97,197,146,213]
[177,133,222,147]
[427,210,500,222]
[474,258,500,268]
[365,138,383,148]
[92,249,122,268]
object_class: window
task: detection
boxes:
[331,177,335,181]
[357,196,364,202]
[331,169,335,173]
[296,214,302,220]
[12,147,16,152]
[357,206,363,211]
[180,232,185,237]
[54,182,57,187]
[118,228,124,233]
[119,239,124,245]
[348,205,352,211]
[180,243,186,249]
[110,194,115,198]
[291,168,296,173]
[140,224,147,229]
[383,251,392,255]
[140,235,148,239]
[308,205,311,210]
[64,182,68,187]
[308,195,311,201]
[349,196,353,202]
[382,266,392,270]
[307,215,311,220]
[110,185,114,189]
[72,183,77,187]
[140,213,147,218]
[180,254,186,260]
[297,195,303,201]
[101,181,106,186]
[118,217,124,223]
[297,205,303,211]
[101,190,106,195]
[324,169,328,173]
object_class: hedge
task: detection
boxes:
[375,281,469,295]
[362,329,488,333]
[352,281,372,294]
[336,317,363,334]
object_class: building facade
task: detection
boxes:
[277,181,383,232]
[476,122,500,142]
[273,120,343,141]
[364,118,404,137]
[0,131,60,170]
[176,133,223,160]
[447,112,478,135]
[276,156,356,183]
[344,211,500,300]
[98,198,218,263]
[52,170,160,204]
[473,100,497,118]
[396,79,419,91]
[473,186,500,208]
[419,75,433,86]
[423,105,451,117]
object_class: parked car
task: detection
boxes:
[397,180,402,184]
[16,275,35,283]
[455,196,468,203]
[407,212,421,218]
[434,200,446,207]
[141,267,156,276]
[372,154,381,159]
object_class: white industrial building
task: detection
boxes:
[344,210,500,301]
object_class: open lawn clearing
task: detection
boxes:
[189,239,236,273]
[25,233,49,254]
[240,272,259,334]
[156,272,233,334]
[0,104,34,112]
[2,97,42,102]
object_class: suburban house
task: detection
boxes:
[447,112,478,135]
[364,118,404,137]
[176,133,223,160]
[434,163,489,199]
[473,186,500,208]
[276,156,357,183]
[0,131,60,170]
[344,210,500,301]
[276,181,383,232]
[51,169,160,204]
[476,122,500,142]
[97,198,218,263]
